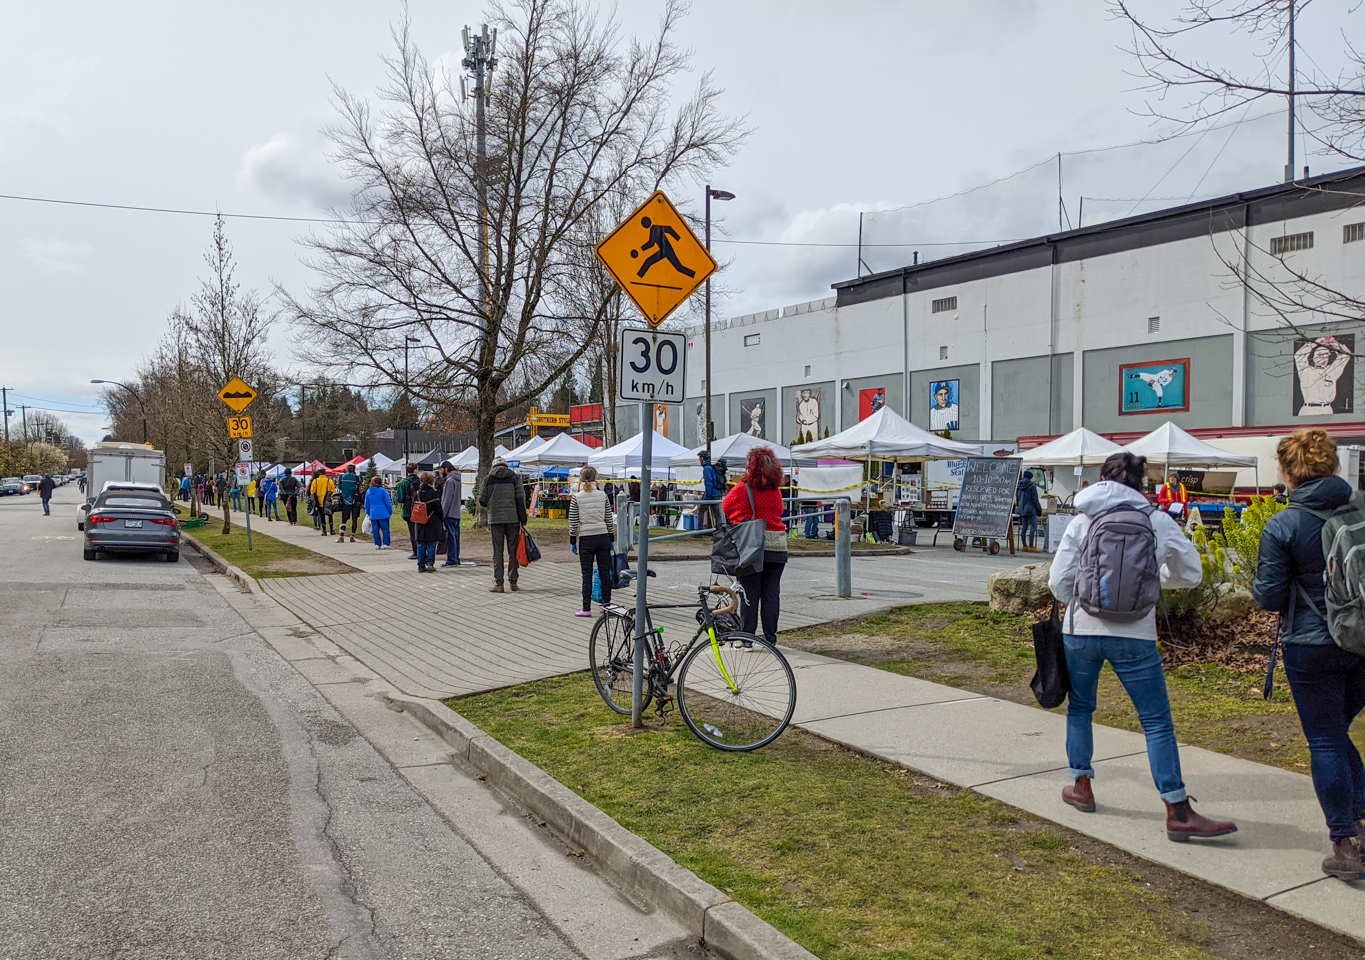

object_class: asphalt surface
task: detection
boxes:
[0,485,584,960]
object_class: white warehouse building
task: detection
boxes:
[615,168,1365,454]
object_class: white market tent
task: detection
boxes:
[667,433,809,470]
[1122,421,1259,470]
[588,430,691,476]
[520,432,596,467]
[1021,427,1122,467]
[447,447,480,471]
[504,435,547,461]
[370,452,397,470]
[791,406,995,460]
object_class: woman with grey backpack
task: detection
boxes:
[1253,428,1365,881]
[1048,451,1237,842]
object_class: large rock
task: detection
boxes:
[988,562,1053,616]
[1210,582,1256,623]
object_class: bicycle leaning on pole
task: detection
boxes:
[588,575,797,751]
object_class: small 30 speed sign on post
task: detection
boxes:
[617,327,686,403]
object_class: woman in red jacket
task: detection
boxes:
[722,447,788,645]
[1157,473,1189,518]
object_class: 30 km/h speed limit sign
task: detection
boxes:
[227,415,253,439]
[617,327,686,403]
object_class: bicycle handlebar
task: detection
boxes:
[703,584,740,616]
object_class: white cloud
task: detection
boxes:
[22,239,94,274]
[238,118,352,210]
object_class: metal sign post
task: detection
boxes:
[235,462,253,551]
[632,403,653,729]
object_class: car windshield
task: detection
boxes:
[98,497,171,510]
[23,476,41,482]
[2,478,19,484]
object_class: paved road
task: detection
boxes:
[0,485,693,959]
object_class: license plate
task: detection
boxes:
[124,520,143,528]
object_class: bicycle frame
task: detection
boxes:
[622,584,744,700]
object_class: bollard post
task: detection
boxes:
[632,405,653,729]
[835,498,851,598]
[614,492,628,551]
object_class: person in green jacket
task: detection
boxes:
[394,463,420,559]
[336,464,363,543]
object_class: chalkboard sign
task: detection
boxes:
[952,457,1023,541]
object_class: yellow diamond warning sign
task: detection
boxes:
[217,377,258,413]
[596,191,716,328]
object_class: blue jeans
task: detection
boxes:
[231,490,242,511]
[371,518,390,547]
[41,497,50,515]
[1019,513,1038,548]
[265,498,280,519]
[442,517,461,564]
[1064,634,1186,803]
[1284,643,1365,840]
[416,541,436,569]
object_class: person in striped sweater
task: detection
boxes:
[570,466,616,617]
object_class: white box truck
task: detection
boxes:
[76,443,167,529]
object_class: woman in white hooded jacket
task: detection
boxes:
[1048,451,1237,842]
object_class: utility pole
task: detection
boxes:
[1,386,8,445]
[17,405,29,443]
[1285,0,1296,182]
[703,186,734,457]
[463,23,498,317]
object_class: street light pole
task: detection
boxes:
[91,379,147,443]
[404,336,420,466]
[703,186,734,457]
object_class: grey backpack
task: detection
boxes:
[1072,504,1162,622]
[1292,497,1365,657]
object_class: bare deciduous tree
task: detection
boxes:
[283,0,745,518]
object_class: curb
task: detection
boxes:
[399,696,818,960]
[180,532,260,594]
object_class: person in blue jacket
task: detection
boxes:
[262,475,280,521]
[1253,428,1365,881]
[700,450,723,531]
[363,476,394,549]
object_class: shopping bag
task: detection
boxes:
[1030,601,1070,709]
[522,530,542,563]
[711,485,765,577]
[592,569,604,604]
[610,552,631,589]
[517,531,530,566]
[361,516,372,535]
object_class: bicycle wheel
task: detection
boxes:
[589,613,652,716]
[676,633,796,751]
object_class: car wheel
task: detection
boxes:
[165,550,179,563]
[83,548,97,561]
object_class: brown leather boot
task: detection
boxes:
[1323,837,1364,881]
[1164,798,1237,842]
[1063,776,1096,813]
[509,581,519,592]
[489,583,504,593]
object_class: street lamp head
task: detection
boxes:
[90,379,108,385]
[708,189,736,202]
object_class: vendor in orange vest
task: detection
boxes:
[1156,473,1190,516]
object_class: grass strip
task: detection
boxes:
[782,602,1364,774]
[182,521,357,578]
[451,676,1231,960]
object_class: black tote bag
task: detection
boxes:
[1030,601,1070,709]
[711,485,766,578]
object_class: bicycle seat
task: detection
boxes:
[621,568,657,581]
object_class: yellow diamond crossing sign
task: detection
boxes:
[217,377,258,413]
[596,191,716,328]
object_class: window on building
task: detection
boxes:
[1148,316,1160,334]
[939,345,948,360]
[1271,231,1314,254]
[931,296,957,314]
[743,333,760,347]
[804,364,811,376]
[1346,222,1365,244]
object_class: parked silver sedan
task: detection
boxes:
[83,491,180,562]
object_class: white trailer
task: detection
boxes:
[77,443,166,529]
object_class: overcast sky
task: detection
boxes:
[0,0,1357,444]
